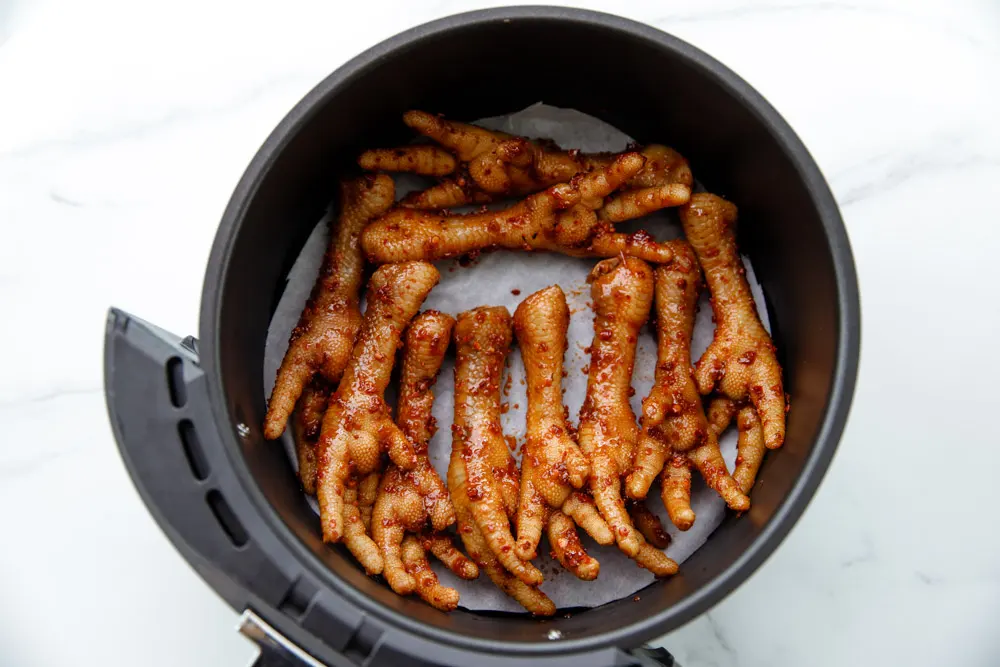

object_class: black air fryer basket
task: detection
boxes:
[104,7,860,667]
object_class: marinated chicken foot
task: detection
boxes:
[512,285,611,579]
[707,397,767,494]
[545,510,600,581]
[362,153,676,265]
[290,379,330,495]
[357,470,380,532]
[265,175,394,439]
[598,144,694,222]
[577,257,678,576]
[372,311,479,610]
[627,499,671,550]
[449,307,548,591]
[342,473,382,575]
[400,534,476,612]
[358,111,692,218]
[358,145,457,177]
[625,240,749,530]
[680,194,786,449]
[315,261,439,544]
[452,495,556,616]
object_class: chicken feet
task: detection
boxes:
[627,500,671,550]
[265,175,394,439]
[449,306,555,614]
[362,153,676,265]
[315,261,439,545]
[512,285,611,580]
[626,240,749,530]
[371,311,478,610]
[358,111,691,220]
[679,194,786,449]
[577,257,677,576]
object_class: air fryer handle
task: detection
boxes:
[103,308,216,559]
[104,308,292,612]
[628,646,678,666]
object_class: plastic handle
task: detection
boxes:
[104,308,287,602]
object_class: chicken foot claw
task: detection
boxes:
[448,309,555,614]
[342,476,383,575]
[680,194,786,449]
[265,175,394,439]
[290,379,330,495]
[449,307,548,590]
[599,145,694,222]
[512,285,610,578]
[400,535,476,613]
[373,311,479,609]
[316,261,440,544]
[625,240,749,530]
[453,499,556,616]
[358,145,457,177]
[707,397,767,494]
[627,499,671,549]
[577,257,678,577]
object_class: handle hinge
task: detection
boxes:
[239,609,325,667]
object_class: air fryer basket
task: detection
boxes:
[105,7,859,667]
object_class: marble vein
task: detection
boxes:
[49,191,84,207]
[915,571,945,586]
[839,535,875,569]
[832,140,1000,208]
[706,612,739,667]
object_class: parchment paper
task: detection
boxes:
[263,104,771,613]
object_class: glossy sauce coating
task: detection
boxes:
[512,286,610,579]
[680,194,786,450]
[371,311,479,610]
[627,500,671,550]
[361,153,676,265]
[448,307,555,615]
[577,257,678,577]
[359,111,692,221]
[359,144,457,177]
[341,473,382,575]
[290,379,330,495]
[626,240,749,530]
[707,397,767,494]
[315,261,439,545]
[265,175,394,439]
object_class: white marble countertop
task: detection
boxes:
[2,1,998,665]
